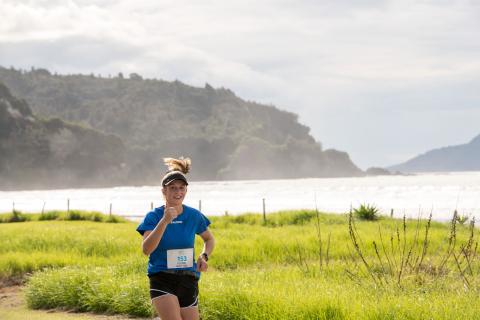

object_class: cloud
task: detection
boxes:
[1,0,480,168]
[0,37,140,74]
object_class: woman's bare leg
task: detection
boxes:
[180,306,200,320]
[152,295,182,320]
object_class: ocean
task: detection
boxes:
[1,172,479,222]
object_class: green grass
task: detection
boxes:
[25,266,151,317]
[1,209,479,319]
[0,210,125,224]
[0,287,146,320]
[0,219,141,280]
[200,267,480,320]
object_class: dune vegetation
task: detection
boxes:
[0,209,479,319]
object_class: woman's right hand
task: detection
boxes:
[162,206,178,224]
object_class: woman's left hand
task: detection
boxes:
[196,255,208,272]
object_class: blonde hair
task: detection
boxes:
[163,157,191,174]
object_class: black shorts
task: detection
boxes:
[148,271,199,308]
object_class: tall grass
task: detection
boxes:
[25,266,151,317]
[0,219,140,281]
[347,209,480,289]
[24,264,480,319]
[0,210,126,223]
[1,209,479,319]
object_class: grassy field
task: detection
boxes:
[0,285,144,320]
[0,209,479,319]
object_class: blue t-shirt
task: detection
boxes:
[136,205,211,276]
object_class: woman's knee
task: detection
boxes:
[152,294,182,320]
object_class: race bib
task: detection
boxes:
[167,248,194,269]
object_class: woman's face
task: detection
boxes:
[162,180,187,206]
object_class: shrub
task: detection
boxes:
[38,211,60,221]
[353,204,380,221]
[91,212,103,222]
[0,210,126,223]
[106,215,123,223]
[9,210,28,223]
[67,210,84,221]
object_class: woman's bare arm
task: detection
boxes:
[196,229,215,272]
[141,207,178,255]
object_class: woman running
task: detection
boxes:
[137,157,215,320]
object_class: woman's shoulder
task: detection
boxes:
[183,205,210,221]
[183,205,210,224]
[183,204,202,215]
[144,206,164,220]
[136,206,164,234]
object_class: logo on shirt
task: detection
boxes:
[171,220,183,224]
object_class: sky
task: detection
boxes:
[1,0,479,169]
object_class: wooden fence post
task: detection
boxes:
[262,198,266,224]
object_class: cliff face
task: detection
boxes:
[388,134,480,173]
[0,82,128,190]
[0,67,363,187]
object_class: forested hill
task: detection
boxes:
[0,82,128,190]
[388,134,480,173]
[0,66,362,187]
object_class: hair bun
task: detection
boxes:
[163,157,191,174]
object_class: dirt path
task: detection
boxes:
[0,285,151,320]
[0,286,23,309]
